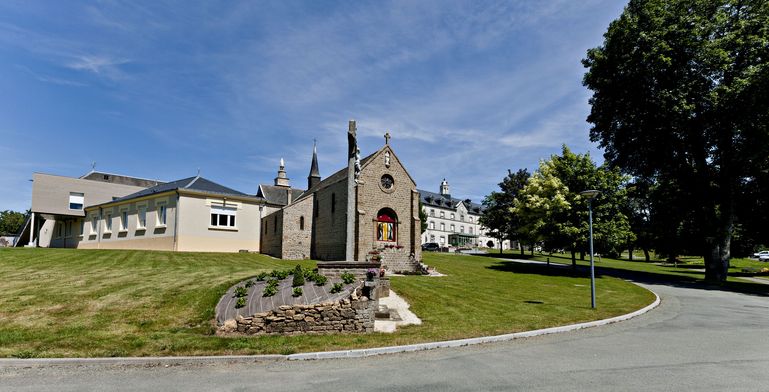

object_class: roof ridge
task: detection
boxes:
[184,175,200,189]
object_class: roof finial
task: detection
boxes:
[196,167,200,177]
[91,161,96,171]
[280,157,285,169]
[384,131,391,145]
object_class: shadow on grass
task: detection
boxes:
[483,255,769,298]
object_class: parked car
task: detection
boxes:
[753,250,769,259]
[421,242,440,251]
[760,254,769,262]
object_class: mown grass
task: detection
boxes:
[509,251,769,294]
[0,248,654,358]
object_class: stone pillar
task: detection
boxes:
[346,120,357,261]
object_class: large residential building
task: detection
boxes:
[419,179,512,250]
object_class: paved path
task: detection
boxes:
[3,281,769,390]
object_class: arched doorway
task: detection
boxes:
[376,208,397,242]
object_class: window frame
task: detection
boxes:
[209,205,237,229]
[68,192,85,211]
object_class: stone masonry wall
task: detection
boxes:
[220,289,376,335]
[280,195,313,259]
[356,146,422,264]
[260,209,283,257]
[312,180,348,260]
[378,247,418,272]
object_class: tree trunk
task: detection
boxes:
[571,249,577,270]
[530,245,533,256]
[499,238,503,254]
[643,248,650,262]
[520,242,524,255]
[628,246,634,261]
[704,214,733,283]
[579,251,585,261]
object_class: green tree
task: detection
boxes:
[0,210,29,235]
[514,146,633,267]
[480,169,530,254]
[583,0,769,281]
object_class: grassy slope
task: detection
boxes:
[0,248,654,358]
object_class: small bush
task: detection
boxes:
[314,274,328,286]
[269,269,290,280]
[263,284,278,297]
[330,282,344,293]
[292,287,303,297]
[292,265,305,287]
[235,297,246,308]
[255,272,268,281]
[304,269,316,281]
[340,271,356,284]
[234,286,248,298]
[244,280,255,288]
[266,279,280,288]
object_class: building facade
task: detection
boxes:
[419,179,512,250]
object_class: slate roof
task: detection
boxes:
[99,176,258,205]
[292,148,379,203]
[418,189,484,214]
[257,185,305,206]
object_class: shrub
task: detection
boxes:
[244,280,255,288]
[314,274,328,286]
[292,265,305,287]
[263,284,278,297]
[330,282,344,293]
[340,271,356,285]
[292,287,303,297]
[269,269,290,280]
[255,272,268,281]
[304,269,316,281]
[266,278,280,288]
[235,297,246,308]
[234,286,248,298]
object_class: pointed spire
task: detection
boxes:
[308,140,321,189]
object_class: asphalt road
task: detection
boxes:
[2,281,768,391]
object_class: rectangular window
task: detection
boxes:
[120,211,128,231]
[429,221,435,230]
[469,227,473,234]
[69,192,85,210]
[157,205,167,226]
[430,209,435,216]
[210,205,236,228]
[440,211,445,218]
[440,223,445,231]
[137,208,146,229]
[460,226,464,233]
[451,213,455,220]
[105,214,112,232]
[450,224,455,232]
[79,220,85,236]
[92,216,98,233]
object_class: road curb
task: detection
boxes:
[0,285,660,367]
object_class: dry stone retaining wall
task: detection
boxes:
[219,290,376,336]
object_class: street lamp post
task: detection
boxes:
[580,190,600,309]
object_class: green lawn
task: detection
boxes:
[0,248,655,358]
[506,251,769,293]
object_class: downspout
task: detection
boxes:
[173,191,180,251]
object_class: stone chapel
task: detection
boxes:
[259,121,422,272]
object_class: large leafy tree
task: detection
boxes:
[583,0,769,281]
[0,210,29,235]
[515,146,633,267]
[480,169,530,254]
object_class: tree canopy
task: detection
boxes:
[583,0,769,281]
[480,169,529,253]
[0,210,28,235]
[514,146,633,266]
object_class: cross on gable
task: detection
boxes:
[384,132,391,145]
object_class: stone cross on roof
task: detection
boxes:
[384,132,391,145]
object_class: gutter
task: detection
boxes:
[173,191,180,251]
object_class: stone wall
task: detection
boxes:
[378,246,419,272]
[219,289,375,335]
[355,146,422,263]
[312,180,348,260]
[280,196,313,259]
[260,209,283,257]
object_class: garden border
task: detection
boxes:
[0,283,659,367]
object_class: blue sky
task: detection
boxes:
[0,0,627,212]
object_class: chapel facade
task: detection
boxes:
[260,121,421,271]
